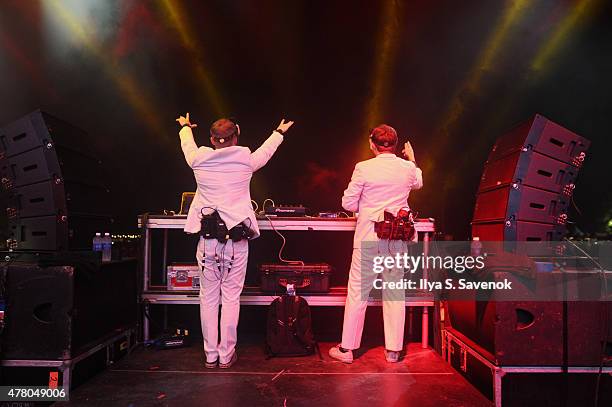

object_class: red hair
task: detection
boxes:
[370,124,398,150]
[210,118,238,144]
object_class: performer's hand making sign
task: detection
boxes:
[402,141,416,162]
[176,113,293,369]
[329,124,423,364]
[176,112,198,128]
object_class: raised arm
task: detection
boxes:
[412,166,423,190]
[342,164,365,213]
[250,119,294,171]
[177,113,212,167]
[401,140,423,190]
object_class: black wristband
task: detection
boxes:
[275,128,285,135]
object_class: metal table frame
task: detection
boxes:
[139,216,435,347]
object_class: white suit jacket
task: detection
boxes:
[179,126,284,238]
[342,153,423,247]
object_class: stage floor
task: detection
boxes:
[55,338,492,407]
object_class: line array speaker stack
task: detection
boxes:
[471,114,590,242]
[0,112,137,389]
[0,110,112,250]
[445,115,609,404]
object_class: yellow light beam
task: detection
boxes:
[447,0,600,177]
[436,0,531,138]
[365,0,401,129]
[159,0,226,116]
[531,0,596,73]
[361,0,402,158]
[419,0,600,199]
[46,0,164,136]
[159,0,195,49]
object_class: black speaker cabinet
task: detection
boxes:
[472,114,590,242]
[447,300,611,366]
[478,150,580,195]
[471,221,565,242]
[0,110,112,250]
[1,256,137,360]
[473,185,569,225]
[485,114,590,166]
[445,271,612,366]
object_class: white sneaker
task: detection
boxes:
[204,359,218,369]
[384,350,400,363]
[328,345,353,364]
[219,352,238,369]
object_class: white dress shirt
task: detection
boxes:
[342,153,423,246]
[179,126,284,238]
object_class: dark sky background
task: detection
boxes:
[1,0,611,238]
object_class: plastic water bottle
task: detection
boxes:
[93,232,102,254]
[102,233,112,262]
[471,236,482,257]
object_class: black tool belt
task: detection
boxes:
[200,211,252,242]
[374,209,416,241]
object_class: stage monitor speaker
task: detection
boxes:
[1,255,137,360]
[0,110,112,250]
[472,114,590,242]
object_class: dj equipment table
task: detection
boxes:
[138,215,436,347]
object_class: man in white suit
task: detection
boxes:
[329,124,422,364]
[176,113,294,368]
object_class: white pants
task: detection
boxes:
[341,241,407,352]
[196,237,249,364]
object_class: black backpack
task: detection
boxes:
[266,295,319,358]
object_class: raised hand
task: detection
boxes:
[176,112,198,128]
[276,119,294,134]
[402,141,416,162]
